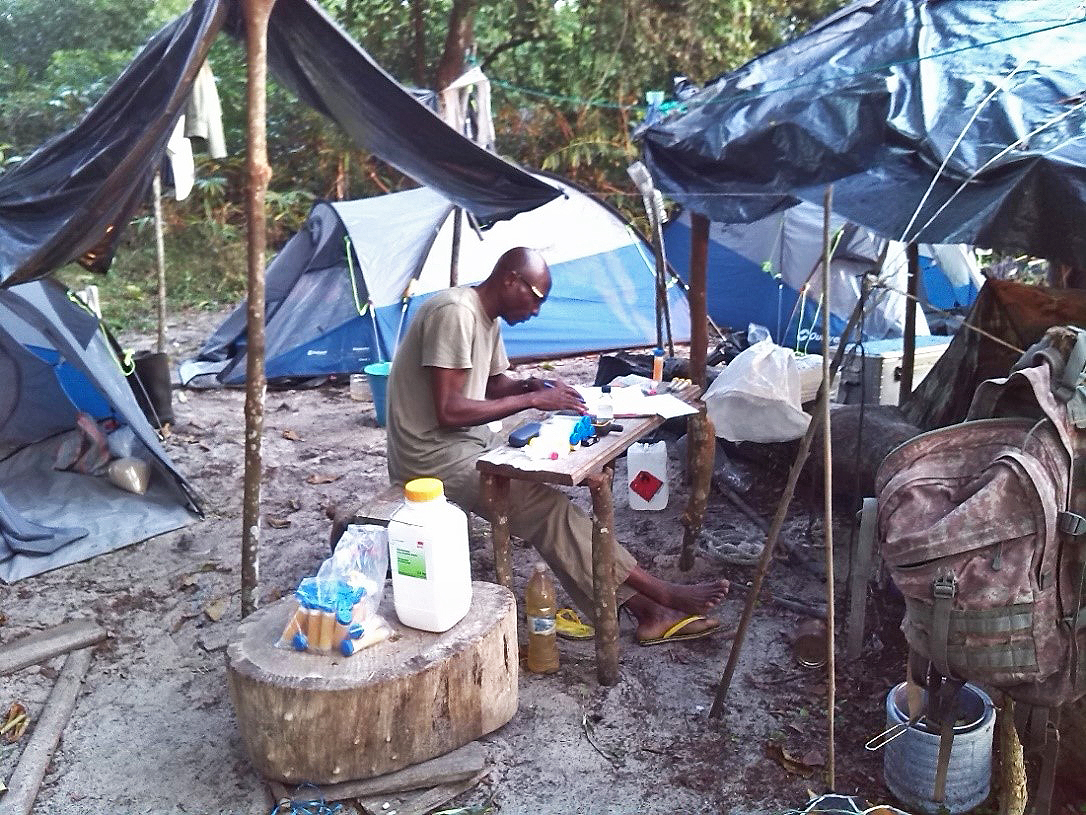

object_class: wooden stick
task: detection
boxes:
[152,172,167,355]
[483,474,513,589]
[680,407,715,571]
[240,0,277,619]
[588,465,619,686]
[0,647,94,815]
[0,620,106,677]
[713,480,768,533]
[820,186,837,790]
[709,296,865,719]
[267,742,486,803]
[998,699,1027,815]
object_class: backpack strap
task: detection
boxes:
[930,572,958,680]
[1031,707,1061,815]
[928,674,965,804]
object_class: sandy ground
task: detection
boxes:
[0,308,919,815]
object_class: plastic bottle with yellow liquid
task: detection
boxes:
[524,562,559,674]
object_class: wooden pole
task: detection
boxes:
[685,213,710,489]
[240,0,277,619]
[450,207,463,287]
[588,465,619,686]
[688,214,709,389]
[898,243,919,405]
[482,474,512,589]
[679,407,714,571]
[0,648,93,815]
[152,172,167,354]
[820,187,836,790]
[0,620,105,676]
[709,296,866,720]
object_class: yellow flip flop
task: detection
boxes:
[555,608,595,640]
[636,615,720,647]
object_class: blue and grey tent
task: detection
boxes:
[0,279,200,582]
[184,175,691,386]
[663,201,982,349]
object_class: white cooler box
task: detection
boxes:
[834,336,952,406]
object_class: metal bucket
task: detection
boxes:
[882,682,994,814]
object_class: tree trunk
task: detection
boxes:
[241,0,276,619]
[410,0,428,89]
[435,0,475,97]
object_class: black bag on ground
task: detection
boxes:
[129,350,174,427]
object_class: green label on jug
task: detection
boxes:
[396,545,426,579]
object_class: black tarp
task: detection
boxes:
[639,0,1086,268]
[0,0,559,289]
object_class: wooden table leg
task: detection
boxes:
[588,464,619,686]
[482,473,513,589]
[680,406,715,571]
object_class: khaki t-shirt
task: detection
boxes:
[385,286,509,487]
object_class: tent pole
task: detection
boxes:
[450,207,463,287]
[820,186,837,791]
[240,0,276,620]
[899,243,919,405]
[153,172,167,355]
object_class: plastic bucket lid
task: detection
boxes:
[363,361,392,427]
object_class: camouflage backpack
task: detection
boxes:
[872,326,1086,812]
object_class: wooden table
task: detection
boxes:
[476,384,704,686]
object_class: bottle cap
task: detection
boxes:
[654,347,665,357]
[404,477,443,502]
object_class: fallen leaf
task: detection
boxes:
[765,741,816,778]
[306,473,341,485]
[1,702,28,743]
[281,429,302,442]
[204,597,228,622]
[288,498,301,511]
[267,516,292,529]
[799,747,826,767]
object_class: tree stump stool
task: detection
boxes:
[227,581,517,784]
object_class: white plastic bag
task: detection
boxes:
[277,524,391,656]
[704,341,811,442]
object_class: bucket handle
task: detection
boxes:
[864,720,911,751]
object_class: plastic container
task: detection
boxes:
[363,361,392,426]
[882,682,994,814]
[524,562,559,673]
[652,348,665,382]
[386,477,472,632]
[627,441,668,510]
[349,373,369,402]
[596,385,614,422]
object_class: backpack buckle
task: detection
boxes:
[933,574,957,600]
[1058,511,1086,536]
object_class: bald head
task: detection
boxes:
[479,246,551,325]
[492,247,549,289]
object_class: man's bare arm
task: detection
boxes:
[429,367,585,428]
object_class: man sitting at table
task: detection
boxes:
[384,246,729,645]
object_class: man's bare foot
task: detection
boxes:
[622,565,730,617]
[623,593,725,644]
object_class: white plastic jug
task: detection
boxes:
[386,477,472,632]
[627,441,668,511]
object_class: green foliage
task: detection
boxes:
[8,0,846,331]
